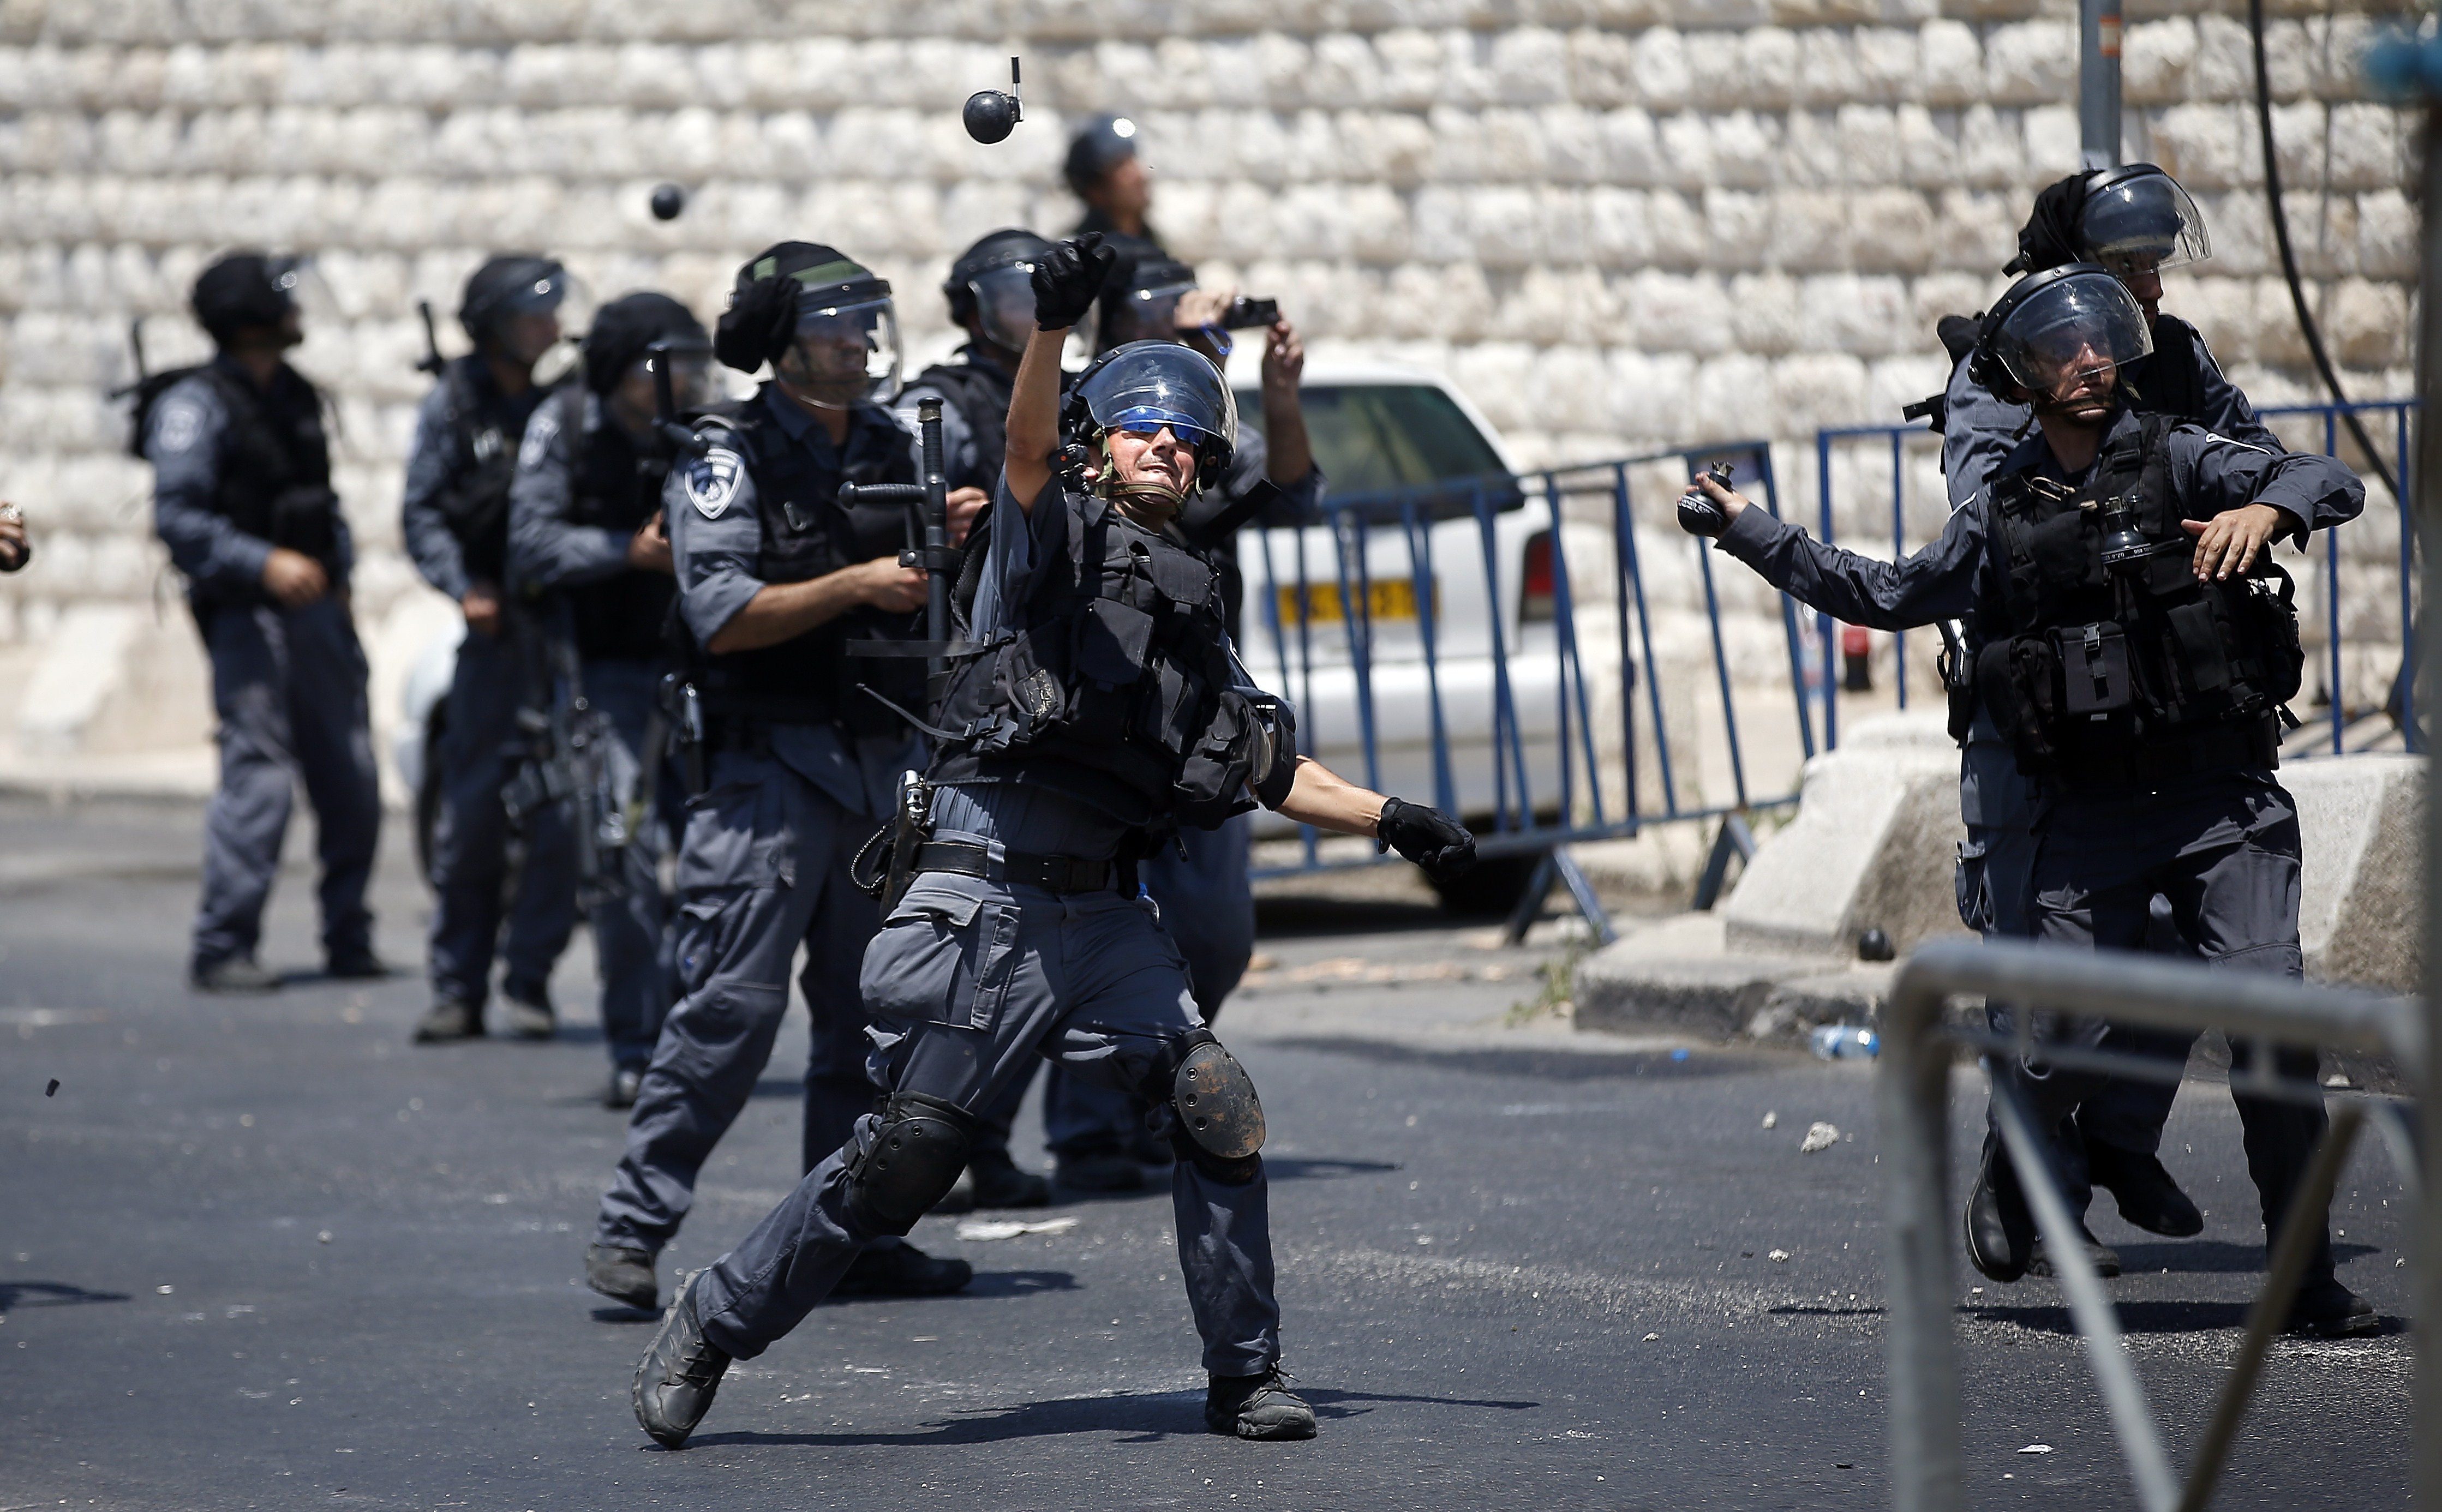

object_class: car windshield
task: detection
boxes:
[1237,382,1518,520]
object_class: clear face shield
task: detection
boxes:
[2079,170,2210,279]
[966,263,1039,354]
[1103,279,1194,350]
[783,294,900,407]
[1991,271,2154,405]
[1080,341,1237,497]
[643,342,717,412]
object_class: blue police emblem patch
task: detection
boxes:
[686,448,744,519]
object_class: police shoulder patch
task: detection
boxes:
[685,446,745,519]
[516,411,558,473]
[153,394,205,456]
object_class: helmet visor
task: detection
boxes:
[1080,340,1237,453]
[1992,271,2154,399]
[1104,279,1194,349]
[2080,171,2210,277]
[967,263,1038,353]
[644,343,719,412]
[788,294,900,405]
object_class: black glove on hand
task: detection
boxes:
[1033,233,1117,332]
[1378,797,1476,882]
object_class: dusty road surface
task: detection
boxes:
[0,795,2413,1509]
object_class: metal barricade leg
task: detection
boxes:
[1881,969,1966,1512]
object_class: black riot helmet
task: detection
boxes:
[1064,339,1237,488]
[1095,255,1197,355]
[1971,263,2153,403]
[459,254,571,342]
[2077,164,2211,278]
[583,291,711,399]
[1063,113,1141,196]
[192,252,302,347]
[944,228,1055,355]
[714,242,900,405]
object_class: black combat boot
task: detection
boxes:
[2085,1142,2204,1237]
[325,947,390,980]
[501,985,555,1041]
[2027,1227,2122,1280]
[604,1065,644,1111]
[632,1273,730,1449]
[2285,1277,2378,1338]
[830,1239,973,1298]
[968,1148,1053,1209]
[192,956,282,994]
[1964,1137,2034,1284]
[411,1000,482,1043]
[586,1243,658,1311]
[1205,1365,1318,1441]
[1056,1140,1147,1193]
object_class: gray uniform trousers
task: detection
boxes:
[691,868,1282,1373]
[582,658,675,1073]
[2009,770,2336,1280]
[192,597,381,970]
[1034,812,1256,1156]
[425,617,577,1007]
[593,745,879,1252]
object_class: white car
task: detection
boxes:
[1231,360,1563,911]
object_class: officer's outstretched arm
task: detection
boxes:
[1007,235,1118,513]
[1276,758,1475,881]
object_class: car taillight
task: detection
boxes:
[1520,531,1555,623]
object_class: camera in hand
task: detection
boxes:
[1676,463,1736,538]
[1219,297,1279,331]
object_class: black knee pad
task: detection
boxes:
[1153,1030,1266,1185]
[843,1092,977,1235]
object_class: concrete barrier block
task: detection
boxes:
[2284,754,2422,992]
[1721,712,1966,958]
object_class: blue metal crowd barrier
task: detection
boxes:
[1243,439,1817,883]
[1812,398,2420,758]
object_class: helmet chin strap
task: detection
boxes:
[1092,437,1191,525]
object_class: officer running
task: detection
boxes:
[627,234,1479,1448]
[143,254,384,993]
[403,255,580,1043]
[583,243,970,1315]
[507,292,711,1108]
[1685,265,2376,1337]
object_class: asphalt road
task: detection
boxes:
[0,795,2415,1510]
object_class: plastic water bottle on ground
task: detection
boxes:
[1809,1024,1879,1060]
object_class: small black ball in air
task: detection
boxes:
[649,183,686,221]
[1857,927,1895,963]
[963,90,1019,145]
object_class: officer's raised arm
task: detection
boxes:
[1004,234,1117,512]
[1680,466,1985,631]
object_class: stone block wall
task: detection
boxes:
[0,0,2417,778]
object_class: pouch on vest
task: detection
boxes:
[2055,621,2132,716]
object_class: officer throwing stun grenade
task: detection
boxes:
[583,244,972,1318]
[1681,265,2377,1337]
[142,254,384,994]
[403,255,579,1044]
[629,233,1478,1448]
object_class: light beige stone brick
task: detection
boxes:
[1917,20,1983,107]
[1983,19,2074,107]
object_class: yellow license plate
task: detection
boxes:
[1276,578,1424,627]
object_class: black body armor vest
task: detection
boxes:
[929,482,1277,831]
[686,393,922,735]
[424,358,534,585]
[134,363,341,580]
[560,388,676,664]
[1971,414,2303,785]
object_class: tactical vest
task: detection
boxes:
[1971,413,2303,787]
[425,357,531,584]
[907,360,1010,491]
[559,387,676,664]
[132,362,342,583]
[686,392,923,736]
[927,481,1272,831]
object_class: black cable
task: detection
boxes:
[2249,0,2401,500]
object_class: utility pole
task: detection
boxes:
[2079,0,2124,170]
[2366,27,2441,1510]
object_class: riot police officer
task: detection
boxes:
[404,255,579,1042]
[1935,168,2283,1248]
[629,234,1478,1448]
[144,253,383,993]
[508,291,710,1107]
[1686,266,2376,1336]
[1033,250,1324,1193]
[895,227,1060,1210]
[583,243,968,1315]
[1064,114,1162,260]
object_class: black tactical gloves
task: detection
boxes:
[1033,233,1117,332]
[1676,463,1735,539]
[1377,797,1476,883]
